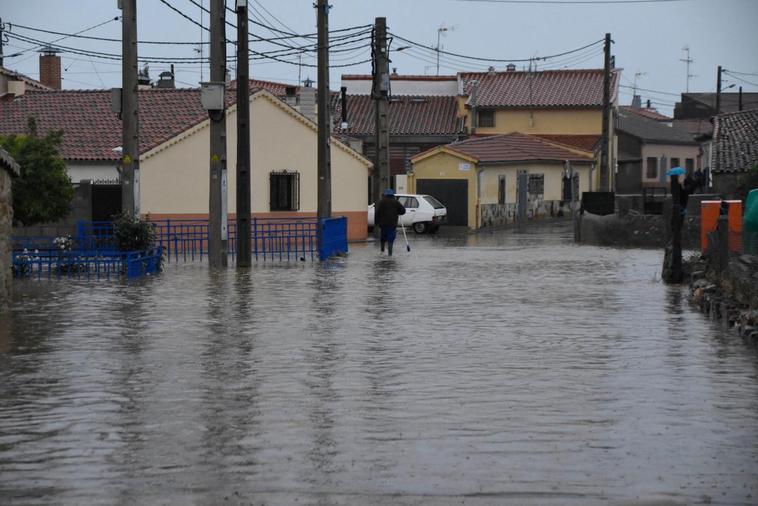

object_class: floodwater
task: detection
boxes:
[1,222,757,505]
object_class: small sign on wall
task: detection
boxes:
[459,162,471,172]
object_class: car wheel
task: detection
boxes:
[413,222,428,234]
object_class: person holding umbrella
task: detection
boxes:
[375,188,406,256]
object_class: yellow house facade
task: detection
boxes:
[140,90,372,241]
[456,69,620,191]
[409,133,593,229]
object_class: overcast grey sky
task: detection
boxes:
[3,0,757,114]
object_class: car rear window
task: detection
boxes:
[423,196,445,209]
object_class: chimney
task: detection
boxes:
[298,86,317,122]
[284,86,298,107]
[137,63,151,89]
[646,99,652,108]
[38,47,61,90]
[506,63,516,72]
[488,66,496,75]
[631,94,642,109]
[156,67,175,89]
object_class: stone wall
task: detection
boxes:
[480,203,516,227]
[480,199,572,228]
[689,254,758,340]
[577,208,700,249]
[0,169,12,309]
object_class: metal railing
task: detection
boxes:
[146,217,346,263]
[12,247,163,280]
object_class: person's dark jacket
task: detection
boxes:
[375,196,406,228]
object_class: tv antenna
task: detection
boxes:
[680,46,696,93]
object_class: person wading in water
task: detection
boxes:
[375,188,406,256]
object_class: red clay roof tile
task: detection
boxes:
[460,68,619,108]
[446,132,593,163]
[335,94,465,136]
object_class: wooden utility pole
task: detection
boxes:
[372,17,390,205]
[120,0,139,217]
[235,0,251,267]
[208,0,228,267]
[316,0,332,221]
[599,32,611,192]
[715,65,722,114]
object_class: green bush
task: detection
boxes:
[113,214,156,251]
[0,118,74,226]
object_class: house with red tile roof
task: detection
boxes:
[459,67,619,190]
[0,84,373,240]
[409,132,593,228]
[340,68,620,201]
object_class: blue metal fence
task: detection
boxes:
[146,216,347,263]
[12,216,348,279]
[12,247,163,280]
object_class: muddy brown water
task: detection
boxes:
[1,223,757,505]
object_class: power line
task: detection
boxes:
[390,32,604,64]
[723,71,758,88]
[722,69,758,77]
[450,0,689,3]
[8,23,372,69]
[619,84,680,97]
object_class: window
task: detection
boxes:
[405,197,419,209]
[685,158,694,174]
[528,174,544,196]
[423,195,445,209]
[269,170,300,211]
[498,175,506,204]
[646,157,658,179]
[478,109,495,128]
[670,157,680,169]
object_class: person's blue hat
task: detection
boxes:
[383,188,395,197]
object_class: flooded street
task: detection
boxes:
[1,223,757,505]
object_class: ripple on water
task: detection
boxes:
[1,224,757,505]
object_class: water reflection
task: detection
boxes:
[2,223,757,505]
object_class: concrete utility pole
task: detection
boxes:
[599,32,611,192]
[120,0,139,217]
[208,0,228,268]
[372,17,390,206]
[316,0,332,221]
[235,0,251,268]
[716,65,722,114]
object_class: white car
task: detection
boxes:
[368,194,447,234]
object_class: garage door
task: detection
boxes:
[416,179,468,226]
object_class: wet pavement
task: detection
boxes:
[1,222,757,505]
